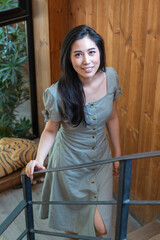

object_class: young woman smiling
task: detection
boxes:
[26,25,121,239]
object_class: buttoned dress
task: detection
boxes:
[39,67,121,237]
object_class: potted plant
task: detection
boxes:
[0,1,32,138]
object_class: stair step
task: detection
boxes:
[127,221,160,240]
[149,233,160,240]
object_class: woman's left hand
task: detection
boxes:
[113,161,119,177]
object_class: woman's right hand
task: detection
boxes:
[26,160,45,179]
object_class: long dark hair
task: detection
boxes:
[58,25,106,126]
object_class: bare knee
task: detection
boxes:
[95,224,107,236]
[94,207,107,235]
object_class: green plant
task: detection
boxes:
[0,0,17,11]
[0,14,32,138]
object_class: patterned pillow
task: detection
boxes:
[0,138,38,178]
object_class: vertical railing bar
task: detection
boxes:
[21,174,35,240]
[115,160,125,240]
[120,159,132,239]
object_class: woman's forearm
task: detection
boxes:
[106,102,121,157]
[35,130,55,164]
[35,120,60,165]
[107,117,121,157]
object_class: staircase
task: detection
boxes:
[127,220,160,240]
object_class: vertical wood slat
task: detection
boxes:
[46,0,160,224]
[68,0,76,30]
[118,0,133,156]
[68,0,97,29]
[48,0,69,84]
[32,0,51,134]
[96,0,108,63]
[75,0,87,26]
[126,0,150,222]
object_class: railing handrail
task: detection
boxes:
[1,151,160,240]
[22,150,160,175]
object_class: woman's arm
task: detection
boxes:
[26,119,60,179]
[106,101,121,176]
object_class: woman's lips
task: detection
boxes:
[82,67,93,73]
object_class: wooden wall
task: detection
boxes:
[39,0,160,224]
[32,0,51,134]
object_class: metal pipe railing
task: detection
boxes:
[0,200,27,236]
[0,151,160,240]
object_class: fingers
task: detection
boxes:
[26,160,36,179]
[113,161,119,177]
[26,160,45,179]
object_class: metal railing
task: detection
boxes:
[0,151,160,240]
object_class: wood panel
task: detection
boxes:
[46,0,160,224]
[124,0,150,222]
[32,0,51,134]
[137,0,160,222]
[48,0,69,84]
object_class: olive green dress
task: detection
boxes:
[39,67,121,237]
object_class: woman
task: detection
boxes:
[26,25,121,239]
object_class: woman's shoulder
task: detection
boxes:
[105,67,118,78]
[105,67,122,100]
[105,67,119,91]
[46,81,58,93]
[43,81,59,99]
[106,67,118,83]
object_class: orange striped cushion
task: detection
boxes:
[0,138,38,178]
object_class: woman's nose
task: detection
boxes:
[83,54,90,64]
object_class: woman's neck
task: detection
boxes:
[82,71,107,104]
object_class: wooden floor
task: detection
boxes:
[0,182,141,240]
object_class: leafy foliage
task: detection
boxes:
[0,18,32,138]
[0,0,18,11]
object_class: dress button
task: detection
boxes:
[92,158,96,161]
[91,179,95,183]
[90,104,94,108]
[92,116,96,120]
[94,194,97,199]
[92,146,96,150]
[92,126,97,130]
[92,134,96,139]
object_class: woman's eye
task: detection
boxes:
[75,53,82,57]
[89,51,96,55]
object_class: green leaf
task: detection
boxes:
[1,69,11,82]
[16,56,27,64]
[7,26,16,34]
[0,67,10,72]
[11,69,17,84]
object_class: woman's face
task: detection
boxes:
[70,37,100,82]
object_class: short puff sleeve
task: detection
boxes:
[112,68,122,101]
[42,84,61,122]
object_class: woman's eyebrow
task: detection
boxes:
[73,50,82,53]
[73,47,96,53]
[88,47,96,51]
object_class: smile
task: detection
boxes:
[82,67,93,73]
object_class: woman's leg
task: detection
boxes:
[94,206,107,237]
[66,206,107,239]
